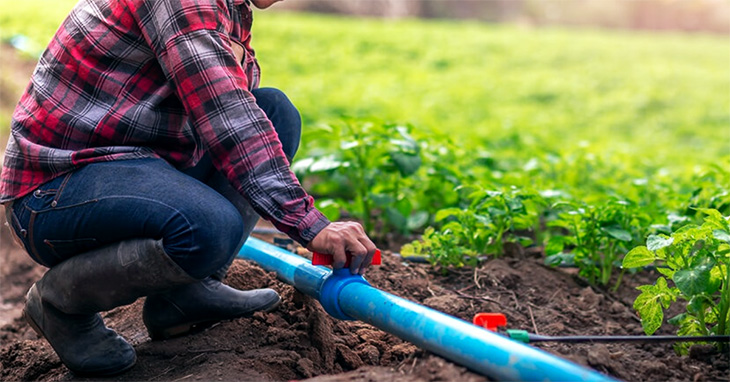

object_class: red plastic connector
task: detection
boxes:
[312,249,382,267]
[473,313,507,332]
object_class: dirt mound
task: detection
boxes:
[1,207,728,381]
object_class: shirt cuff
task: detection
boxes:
[294,208,331,247]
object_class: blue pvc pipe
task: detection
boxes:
[238,237,617,382]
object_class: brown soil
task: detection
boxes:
[1,206,729,382]
[0,44,728,382]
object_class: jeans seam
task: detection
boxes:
[90,195,197,251]
[52,172,74,204]
[30,199,99,213]
[27,211,46,266]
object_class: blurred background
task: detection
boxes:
[0,0,729,241]
[281,0,730,33]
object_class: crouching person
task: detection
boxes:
[0,0,377,376]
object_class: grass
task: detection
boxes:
[1,2,728,170]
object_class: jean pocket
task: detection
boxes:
[43,238,99,265]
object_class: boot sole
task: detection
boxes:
[22,306,136,377]
[148,295,283,341]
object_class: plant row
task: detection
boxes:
[294,119,730,349]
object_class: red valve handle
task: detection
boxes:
[473,313,507,332]
[312,249,382,267]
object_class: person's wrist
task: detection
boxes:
[299,210,330,248]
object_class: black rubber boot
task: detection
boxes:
[143,179,281,340]
[23,239,195,376]
[143,279,281,340]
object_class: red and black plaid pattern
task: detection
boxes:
[0,0,328,245]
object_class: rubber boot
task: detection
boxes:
[23,239,195,376]
[143,176,281,340]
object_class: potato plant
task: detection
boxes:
[544,199,652,288]
[293,119,428,237]
[401,185,544,267]
[623,209,730,352]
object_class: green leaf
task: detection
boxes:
[291,157,315,175]
[394,197,413,216]
[340,140,360,150]
[473,213,492,226]
[406,211,429,231]
[602,226,632,242]
[316,199,341,222]
[656,266,675,278]
[488,206,507,217]
[695,208,724,224]
[370,193,395,207]
[647,234,674,251]
[400,243,417,257]
[622,246,655,268]
[708,266,723,295]
[310,155,348,172]
[686,294,712,315]
[390,152,421,177]
[545,236,567,256]
[667,313,687,326]
[545,252,575,267]
[713,229,730,243]
[514,235,534,247]
[633,277,676,334]
[435,208,462,222]
[673,259,714,297]
[385,207,407,232]
[634,290,664,335]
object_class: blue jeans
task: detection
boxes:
[6,88,301,279]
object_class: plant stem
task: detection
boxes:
[717,263,730,337]
[602,242,617,286]
[697,304,710,336]
[354,134,372,235]
[716,267,730,352]
[612,268,625,293]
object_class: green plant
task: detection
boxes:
[401,185,544,268]
[293,118,426,237]
[545,199,650,288]
[622,208,730,353]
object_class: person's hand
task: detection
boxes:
[307,222,377,275]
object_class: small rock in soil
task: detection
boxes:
[336,344,364,369]
[651,346,667,357]
[544,321,565,334]
[587,344,611,366]
[640,360,670,379]
[577,287,604,310]
[422,295,466,316]
[608,301,625,314]
[689,344,717,361]
[356,344,380,365]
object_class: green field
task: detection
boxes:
[1,0,729,341]
[2,1,728,161]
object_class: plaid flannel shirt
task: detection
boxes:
[0,0,329,245]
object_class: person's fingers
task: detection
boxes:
[307,221,377,273]
[357,238,378,275]
[331,237,348,269]
[346,239,368,275]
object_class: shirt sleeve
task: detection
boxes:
[131,0,329,245]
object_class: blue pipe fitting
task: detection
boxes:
[319,268,371,320]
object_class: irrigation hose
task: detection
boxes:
[506,330,730,344]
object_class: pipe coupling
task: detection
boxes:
[319,268,371,320]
